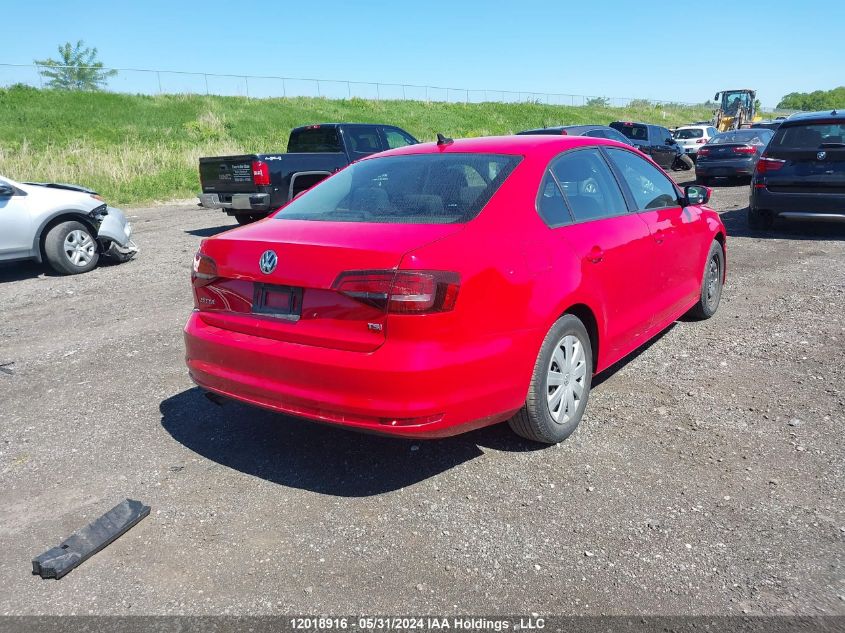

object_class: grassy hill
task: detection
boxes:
[0,86,715,206]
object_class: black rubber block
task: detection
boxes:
[32,498,150,579]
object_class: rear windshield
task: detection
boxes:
[673,128,704,139]
[770,123,845,149]
[708,130,773,146]
[275,153,522,224]
[287,127,342,153]
[610,123,648,141]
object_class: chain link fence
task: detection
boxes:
[1,63,797,114]
[1,63,711,108]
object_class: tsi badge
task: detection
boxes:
[259,250,278,275]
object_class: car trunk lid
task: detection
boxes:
[761,121,845,193]
[194,220,463,352]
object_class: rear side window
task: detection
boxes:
[287,127,342,153]
[611,122,648,141]
[770,123,845,149]
[605,148,679,210]
[346,126,384,155]
[549,149,628,222]
[537,171,572,227]
[275,153,521,224]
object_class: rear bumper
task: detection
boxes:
[199,192,271,213]
[751,187,845,220]
[183,312,533,438]
[696,159,755,177]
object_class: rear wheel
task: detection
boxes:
[688,240,724,320]
[235,214,264,225]
[673,154,694,171]
[44,220,99,275]
[509,315,593,444]
[748,207,773,230]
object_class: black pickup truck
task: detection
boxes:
[198,123,419,224]
[609,121,694,171]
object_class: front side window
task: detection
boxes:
[549,149,628,222]
[605,148,679,211]
[275,153,521,224]
[384,128,417,149]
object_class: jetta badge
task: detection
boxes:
[259,250,277,275]
[817,151,827,160]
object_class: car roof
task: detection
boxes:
[292,123,400,130]
[675,125,711,129]
[372,134,632,160]
[780,110,844,124]
[517,124,609,134]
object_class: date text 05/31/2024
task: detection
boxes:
[289,617,546,631]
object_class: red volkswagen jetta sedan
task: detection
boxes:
[185,135,726,443]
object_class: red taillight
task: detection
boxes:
[192,252,218,288]
[698,147,711,156]
[333,270,460,314]
[756,156,786,174]
[733,146,757,155]
[251,160,270,186]
[695,138,706,144]
[560,129,568,135]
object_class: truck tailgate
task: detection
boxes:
[199,155,259,193]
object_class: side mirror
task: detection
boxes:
[665,138,675,145]
[0,184,14,197]
[685,184,711,206]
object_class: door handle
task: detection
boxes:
[587,246,604,263]
[654,229,665,244]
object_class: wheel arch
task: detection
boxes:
[560,302,601,372]
[34,212,99,263]
[713,230,727,281]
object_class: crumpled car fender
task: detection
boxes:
[97,206,133,246]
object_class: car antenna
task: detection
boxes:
[436,133,454,146]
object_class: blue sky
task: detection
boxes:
[2,0,841,107]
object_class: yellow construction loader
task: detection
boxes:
[713,89,762,131]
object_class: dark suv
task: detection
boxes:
[609,121,692,170]
[749,110,845,229]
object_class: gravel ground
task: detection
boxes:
[0,174,843,616]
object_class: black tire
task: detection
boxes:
[509,314,593,444]
[748,207,773,230]
[43,220,99,275]
[673,154,694,171]
[235,214,264,225]
[688,240,724,320]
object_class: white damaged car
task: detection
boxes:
[0,175,137,275]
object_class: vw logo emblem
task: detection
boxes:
[259,250,277,275]
[817,151,827,161]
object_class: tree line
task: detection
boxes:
[777,87,845,111]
